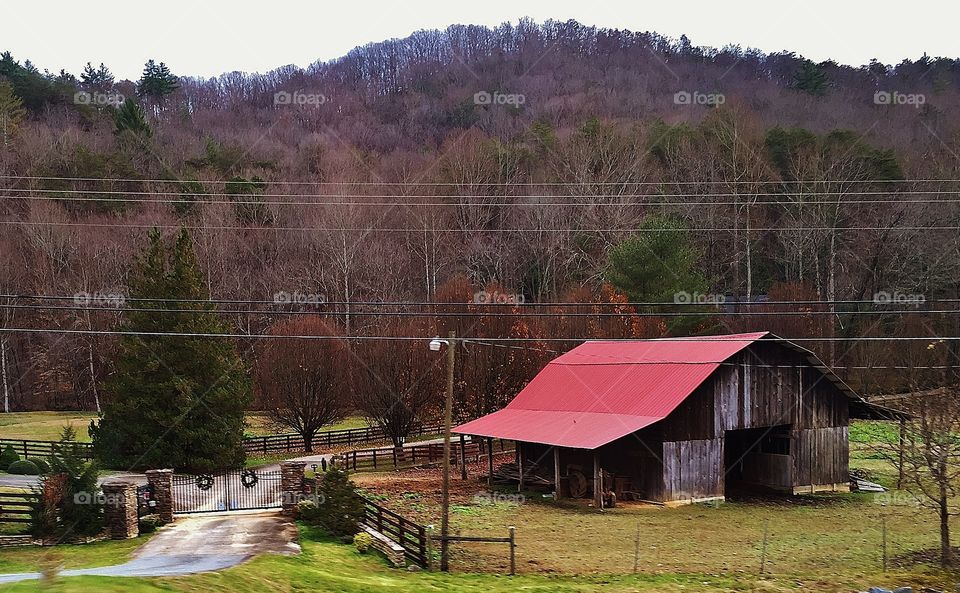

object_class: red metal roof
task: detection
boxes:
[454,332,768,449]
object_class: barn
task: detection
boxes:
[454,332,898,506]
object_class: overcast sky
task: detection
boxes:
[6,1,956,80]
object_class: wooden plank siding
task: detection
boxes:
[662,438,724,502]
[792,426,849,489]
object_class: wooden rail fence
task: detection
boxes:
[0,439,93,460]
[359,496,428,566]
[0,491,37,524]
[0,424,446,463]
[243,423,443,456]
[434,529,517,575]
[336,438,513,473]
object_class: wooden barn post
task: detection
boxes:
[517,443,525,491]
[553,446,562,499]
[486,437,494,487]
[459,433,467,480]
[593,451,603,509]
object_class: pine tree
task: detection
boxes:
[0,81,26,149]
[791,60,830,97]
[113,98,152,139]
[80,62,114,92]
[136,59,179,104]
[91,229,250,472]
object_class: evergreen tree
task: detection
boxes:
[113,98,152,139]
[791,60,830,96]
[607,214,709,333]
[0,81,26,149]
[30,426,103,540]
[136,59,179,104]
[80,62,114,92]
[91,229,250,472]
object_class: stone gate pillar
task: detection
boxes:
[280,461,307,515]
[102,481,139,539]
[145,468,174,523]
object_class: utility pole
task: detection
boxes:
[440,330,455,571]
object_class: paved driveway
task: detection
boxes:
[0,511,299,584]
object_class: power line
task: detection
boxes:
[1,220,956,233]
[3,294,949,307]
[0,303,947,318]
[2,175,959,186]
[6,193,960,208]
[0,326,955,343]
[6,187,960,199]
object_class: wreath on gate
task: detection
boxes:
[240,469,259,489]
[195,474,214,491]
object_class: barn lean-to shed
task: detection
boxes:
[454,332,900,506]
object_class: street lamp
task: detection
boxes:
[430,331,456,571]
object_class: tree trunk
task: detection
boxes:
[941,494,952,567]
[303,432,313,454]
[88,344,100,413]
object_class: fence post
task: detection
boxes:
[373,449,377,470]
[508,526,516,576]
[426,524,435,571]
[144,469,174,523]
[280,461,307,516]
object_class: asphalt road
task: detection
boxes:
[0,511,299,584]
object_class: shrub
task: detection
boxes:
[138,514,165,534]
[0,444,19,468]
[353,531,373,553]
[27,458,49,473]
[31,426,103,540]
[306,468,365,538]
[8,460,40,475]
[295,499,319,520]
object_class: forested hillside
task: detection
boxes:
[1,19,959,411]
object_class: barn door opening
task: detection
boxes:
[724,425,793,497]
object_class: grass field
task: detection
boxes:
[0,525,950,593]
[0,412,370,442]
[0,420,954,592]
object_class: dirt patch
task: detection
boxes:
[891,546,960,568]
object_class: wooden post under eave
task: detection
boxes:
[517,443,525,492]
[459,433,467,480]
[593,450,603,509]
[486,437,494,487]
[553,446,562,499]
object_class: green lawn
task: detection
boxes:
[0,412,371,442]
[0,534,150,574]
[4,525,945,593]
[0,412,98,442]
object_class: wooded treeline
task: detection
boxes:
[1,19,959,411]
